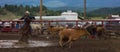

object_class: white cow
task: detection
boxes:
[30,23,43,35]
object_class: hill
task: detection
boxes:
[48,7,99,12]
[0,4,61,20]
[0,9,20,20]
[88,7,120,17]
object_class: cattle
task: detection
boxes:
[30,23,43,35]
[47,26,65,36]
[59,27,90,48]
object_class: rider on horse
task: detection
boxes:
[20,11,35,23]
[19,11,35,32]
[18,11,35,44]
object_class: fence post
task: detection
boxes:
[101,21,104,26]
[48,21,51,26]
[76,21,78,26]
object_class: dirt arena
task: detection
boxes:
[0,33,120,52]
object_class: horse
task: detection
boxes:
[59,27,90,48]
[18,17,32,44]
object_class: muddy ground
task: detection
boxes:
[0,33,120,52]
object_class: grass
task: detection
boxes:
[0,14,21,20]
[90,17,105,20]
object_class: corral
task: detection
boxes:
[0,20,120,52]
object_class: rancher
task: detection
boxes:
[19,11,35,31]
[20,11,35,22]
[18,11,35,44]
[84,22,97,39]
[90,22,97,38]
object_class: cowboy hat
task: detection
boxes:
[25,11,30,14]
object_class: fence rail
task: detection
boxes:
[0,20,120,32]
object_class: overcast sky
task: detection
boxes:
[0,0,120,7]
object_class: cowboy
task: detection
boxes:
[19,11,35,31]
[84,22,96,39]
[18,11,35,44]
[20,11,35,21]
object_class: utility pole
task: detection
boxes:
[40,0,42,20]
[84,0,86,19]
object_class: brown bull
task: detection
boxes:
[59,27,90,48]
[47,26,65,36]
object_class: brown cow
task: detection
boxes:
[59,27,90,48]
[47,26,65,36]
